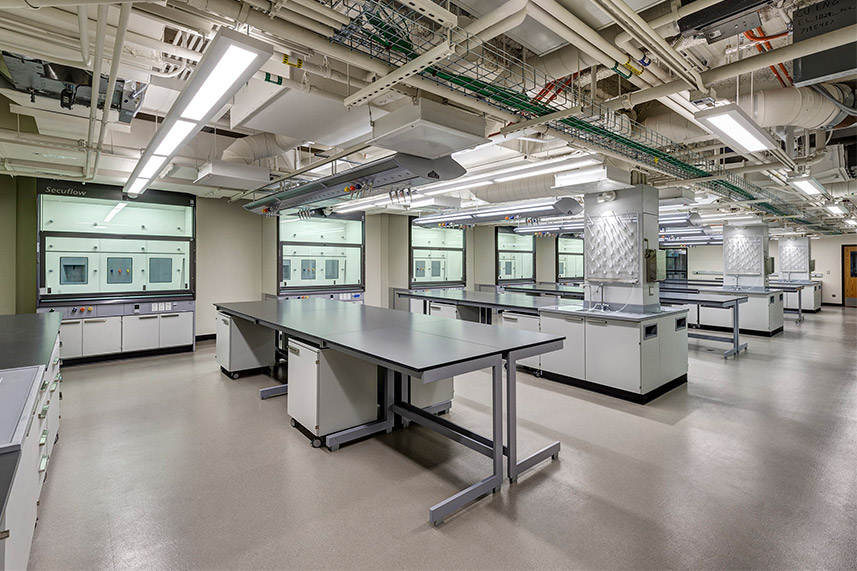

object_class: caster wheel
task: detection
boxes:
[551,452,560,461]
[290,418,297,428]
[330,445,340,451]
[311,438,322,448]
[231,372,239,379]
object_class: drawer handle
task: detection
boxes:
[39,455,48,473]
[161,313,180,318]
[39,404,50,419]
[39,429,48,447]
[50,381,59,393]
[288,346,300,356]
[52,358,59,365]
[588,319,608,325]
[62,320,81,324]
[564,316,583,323]
[502,316,518,322]
[221,318,230,325]
[138,315,159,320]
[40,380,49,392]
[85,319,108,324]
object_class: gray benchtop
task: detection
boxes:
[215,299,564,374]
[503,284,585,298]
[397,289,581,314]
[0,312,62,370]
[539,304,688,322]
[659,292,749,307]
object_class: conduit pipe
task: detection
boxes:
[241,0,335,36]
[83,4,107,179]
[614,0,722,53]
[77,6,91,68]
[0,0,154,7]
[289,0,350,27]
[607,24,857,108]
[88,2,131,180]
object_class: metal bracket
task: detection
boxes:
[703,11,762,44]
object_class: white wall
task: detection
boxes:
[195,198,263,336]
[473,226,496,287]
[687,245,723,277]
[536,236,556,283]
[364,214,389,307]
[807,235,857,304]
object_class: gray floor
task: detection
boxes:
[29,308,857,570]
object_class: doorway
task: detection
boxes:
[844,245,857,307]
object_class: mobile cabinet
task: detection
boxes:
[215,313,274,376]
[539,312,585,380]
[428,302,459,320]
[496,312,541,368]
[286,339,378,442]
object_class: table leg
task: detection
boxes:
[796,291,804,324]
[505,351,561,483]
[428,357,503,525]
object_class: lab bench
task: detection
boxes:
[0,313,63,571]
[214,298,563,525]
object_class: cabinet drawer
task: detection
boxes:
[159,312,193,347]
[122,314,160,351]
[81,317,122,356]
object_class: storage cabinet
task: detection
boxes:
[428,302,458,319]
[159,312,194,347]
[122,314,160,351]
[409,377,454,409]
[539,312,585,380]
[287,339,378,437]
[496,312,541,368]
[81,316,122,356]
[216,312,274,375]
[59,319,83,359]
[585,318,648,393]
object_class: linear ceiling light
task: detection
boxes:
[553,165,610,187]
[123,28,273,196]
[514,221,584,234]
[786,175,825,196]
[694,103,778,154]
[825,203,848,215]
[494,159,599,183]
[414,197,582,225]
[845,219,857,226]
[423,180,492,196]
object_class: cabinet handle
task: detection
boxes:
[588,319,608,325]
[221,318,229,326]
[39,455,48,473]
[39,430,48,447]
[40,380,49,392]
[502,315,518,322]
[288,346,300,356]
[39,404,49,419]
[50,381,59,393]
[52,357,59,365]
[138,315,158,320]
[161,313,180,318]
[62,320,81,324]
[85,319,108,324]
[564,316,584,323]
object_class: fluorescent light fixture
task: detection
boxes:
[414,213,474,224]
[514,222,584,234]
[154,120,197,156]
[825,203,847,215]
[103,202,127,222]
[787,175,825,196]
[423,180,492,196]
[181,45,258,121]
[845,219,857,226]
[127,178,149,196]
[553,165,609,187]
[695,103,778,154]
[660,212,703,227]
[494,159,599,183]
[123,28,272,197]
[139,155,169,179]
[473,204,555,218]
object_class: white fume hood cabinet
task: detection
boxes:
[244,152,466,215]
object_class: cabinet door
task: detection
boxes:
[539,313,585,380]
[215,313,231,369]
[585,319,642,393]
[81,317,122,356]
[122,315,160,351]
[497,312,540,368]
[0,413,40,571]
[59,320,83,359]
[287,340,320,434]
[428,302,458,319]
[159,312,193,347]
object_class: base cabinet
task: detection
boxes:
[539,313,585,379]
[496,312,541,369]
[81,317,122,356]
[216,313,274,374]
[58,320,83,359]
[122,315,160,351]
[159,312,194,347]
[287,339,378,437]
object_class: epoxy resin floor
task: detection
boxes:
[30,308,857,570]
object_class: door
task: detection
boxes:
[59,320,83,358]
[81,317,122,356]
[845,245,857,307]
[539,313,585,379]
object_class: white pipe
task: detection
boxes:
[77,5,91,68]
[240,0,334,36]
[642,113,709,143]
[83,5,107,179]
[463,0,526,36]
[614,0,722,54]
[89,2,131,180]
[0,0,154,7]
[289,0,350,27]
[471,173,571,202]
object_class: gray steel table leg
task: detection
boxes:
[428,358,503,525]
[506,351,561,484]
[796,291,804,324]
[723,302,748,359]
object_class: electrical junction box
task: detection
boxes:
[792,0,857,87]
[371,98,489,159]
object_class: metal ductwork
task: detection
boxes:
[221,133,301,166]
